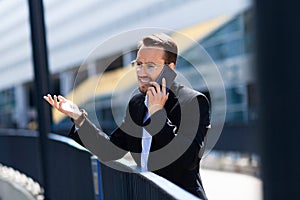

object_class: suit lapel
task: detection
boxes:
[164,83,182,114]
[129,93,147,126]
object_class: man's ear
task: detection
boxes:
[169,62,175,70]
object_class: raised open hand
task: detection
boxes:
[43,94,82,120]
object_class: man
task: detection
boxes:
[44,33,210,199]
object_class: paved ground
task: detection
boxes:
[201,169,262,200]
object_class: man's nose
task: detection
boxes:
[137,66,148,75]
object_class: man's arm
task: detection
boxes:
[70,117,129,162]
[43,94,129,162]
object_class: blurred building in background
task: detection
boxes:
[0,0,253,130]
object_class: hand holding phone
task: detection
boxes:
[146,65,176,115]
[155,65,177,89]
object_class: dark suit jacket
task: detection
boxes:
[69,82,210,199]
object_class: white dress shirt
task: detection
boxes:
[141,96,152,171]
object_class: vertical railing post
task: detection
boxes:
[27,0,52,199]
[256,1,300,199]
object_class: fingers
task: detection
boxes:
[57,96,66,110]
[53,95,58,108]
[43,94,66,110]
[164,93,170,101]
[146,81,169,102]
[57,95,67,103]
[43,94,54,105]
[150,81,161,94]
[162,78,167,95]
[149,78,168,96]
[147,86,156,97]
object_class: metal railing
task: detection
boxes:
[0,129,201,200]
[93,155,200,200]
[0,129,94,199]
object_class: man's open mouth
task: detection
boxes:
[138,76,152,83]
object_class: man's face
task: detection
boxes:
[135,46,166,94]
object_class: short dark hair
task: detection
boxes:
[138,33,178,64]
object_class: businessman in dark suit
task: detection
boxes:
[44,33,210,199]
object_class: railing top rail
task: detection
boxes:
[104,156,200,200]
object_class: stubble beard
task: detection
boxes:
[138,85,148,94]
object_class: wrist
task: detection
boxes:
[148,104,163,115]
[74,109,88,127]
[72,110,82,120]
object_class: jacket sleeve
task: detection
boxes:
[68,117,130,162]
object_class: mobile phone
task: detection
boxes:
[155,65,177,89]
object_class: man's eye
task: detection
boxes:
[147,65,155,69]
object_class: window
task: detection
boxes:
[0,88,16,128]
[226,86,248,123]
